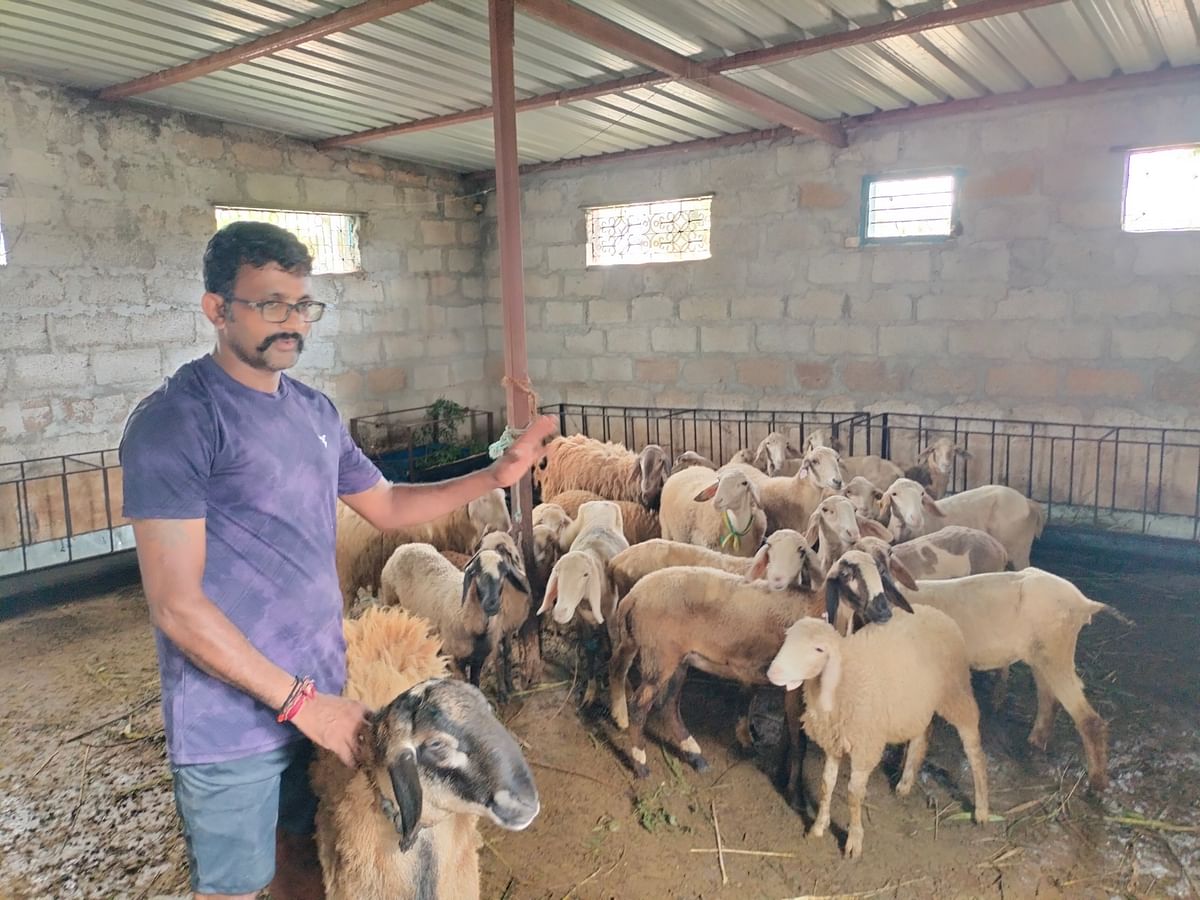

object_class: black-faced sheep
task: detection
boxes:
[534,434,669,509]
[767,574,990,860]
[311,607,538,899]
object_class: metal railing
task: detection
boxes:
[541,404,1200,543]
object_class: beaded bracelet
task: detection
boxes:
[276,675,316,723]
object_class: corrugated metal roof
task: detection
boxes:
[1,0,1197,173]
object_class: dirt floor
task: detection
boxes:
[1,546,1197,900]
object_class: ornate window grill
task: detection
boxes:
[585,195,712,266]
[213,206,362,274]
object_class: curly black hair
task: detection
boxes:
[203,220,313,298]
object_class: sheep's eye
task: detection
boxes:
[816,647,825,653]
[423,737,452,756]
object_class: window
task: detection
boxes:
[0,213,7,266]
[862,173,959,242]
[213,206,362,274]
[585,195,712,266]
[1122,145,1200,233]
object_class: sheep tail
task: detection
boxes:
[1096,602,1135,628]
[1030,500,1048,539]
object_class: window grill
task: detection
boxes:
[585,195,712,266]
[1122,145,1200,233]
[862,174,958,241]
[214,206,362,274]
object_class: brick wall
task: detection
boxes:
[0,74,488,461]
[483,79,1200,429]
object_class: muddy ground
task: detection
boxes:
[0,546,1197,899]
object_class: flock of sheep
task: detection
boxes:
[311,427,1125,896]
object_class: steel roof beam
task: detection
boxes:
[97,0,435,101]
[317,0,1065,150]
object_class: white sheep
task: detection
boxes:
[905,436,971,500]
[531,501,573,541]
[378,543,524,686]
[546,489,661,546]
[671,450,718,473]
[536,514,630,706]
[311,607,538,899]
[881,477,1046,568]
[767,572,990,860]
[858,528,1010,580]
[534,434,669,509]
[336,488,511,608]
[804,494,893,573]
[840,476,886,522]
[608,530,825,779]
[659,465,767,557]
[725,445,844,533]
[610,538,760,598]
[826,546,1121,791]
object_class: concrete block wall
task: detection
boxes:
[0,74,488,461]
[483,80,1200,430]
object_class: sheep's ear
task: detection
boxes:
[888,554,920,593]
[858,517,892,541]
[536,570,558,615]
[461,556,482,607]
[745,478,762,507]
[386,748,424,853]
[586,558,605,625]
[878,491,893,520]
[879,566,916,614]
[693,482,719,502]
[747,543,769,582]
[955,446,972,460]
[503,560,531,596]
[803,510,820,550]
[629,456,642,482]
[785,442,802,459]
[916,445,935,462]
[797,461,812,481]
[921,491,945,517]
[824,577,842,625]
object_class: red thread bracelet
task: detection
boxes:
[277,677,316,723]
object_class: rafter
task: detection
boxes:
[97,0,434,101]
[317,0,1065,150]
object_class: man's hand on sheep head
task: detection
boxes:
[490,415,558,489]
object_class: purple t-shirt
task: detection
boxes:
[119,354,383,765]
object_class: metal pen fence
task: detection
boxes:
[541,404,1200,543]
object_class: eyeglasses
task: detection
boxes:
[224,296,327,323]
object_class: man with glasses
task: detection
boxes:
[118,220,553,900]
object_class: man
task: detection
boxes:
[119,220,554,900]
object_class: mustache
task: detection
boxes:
[257,333,304,353]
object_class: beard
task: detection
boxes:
[230,331,306,371]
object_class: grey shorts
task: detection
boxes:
[171,739,318,896]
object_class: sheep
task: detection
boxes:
[608,530,825,779]
[440,549,471,569]
[766,576,990,860]
[610,538,760,598]
[905,436,971,500]
[840,476,886,522]
[671,450,718,473]
[753,431,803,477]
[802,431,905,489]
[311,606,538,899]
[545,489,661,545]
[725,445,844,533]
[378,543,525,686]
[556,498,626,550]
[881,477,1046,569]
[826,546,1122,791]
[534,434,669,509]
[536,515,630,706]
[531,501,573,540]
[475,530,537,699]
[336,488,511,608]
[858,528,1010,580]
[725,447,759,468]
[804,495,893,573]
[659,465,767,557]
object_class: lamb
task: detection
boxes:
[311,606,538,899]
[840,476,886,522]
[378,543,525,686]
[725,445,844,533]
[610,538,759,598]
[336,488,511,608]
[826,546,1121,791]
[534,434,669,509]
[767,568,990,860]
[905,436,971,499]
[804,495,893,573]
[545,488,661,545]
[881,477,1046,569]
[659,465,767,557]
[536,512,630,705]
[476,530,537,699]
[531,502,573,540]
[608,530,825,778]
